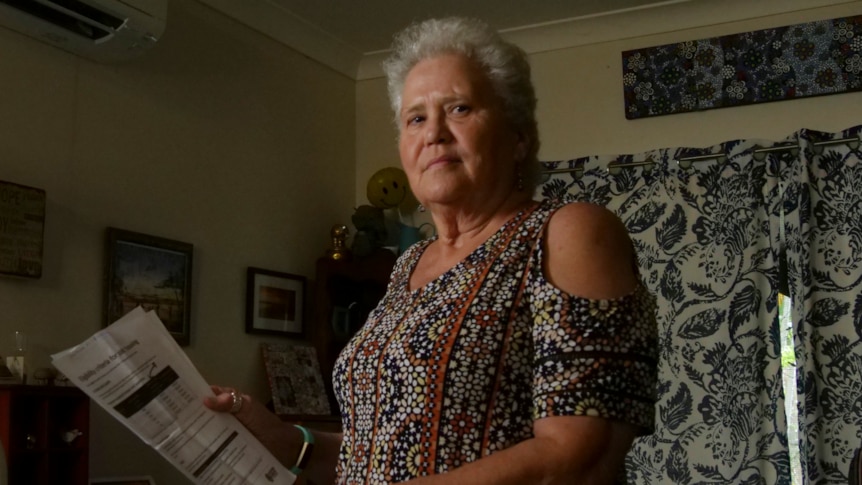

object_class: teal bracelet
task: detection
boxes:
[290,424,315,475]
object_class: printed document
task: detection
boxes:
[51,307,295,484]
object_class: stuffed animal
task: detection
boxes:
[351,205,387,256]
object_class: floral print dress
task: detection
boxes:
[332,198,659,484]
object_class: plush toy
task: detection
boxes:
[351,205,387,256]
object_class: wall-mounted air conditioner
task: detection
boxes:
[0,0,167,62]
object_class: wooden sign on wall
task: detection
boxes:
[0,180,45,278]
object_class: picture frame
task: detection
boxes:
[261,342,332,417]
[0,180,46,278]
[105,228,193,346]
[246,267,306,337]
[89,477,156,485]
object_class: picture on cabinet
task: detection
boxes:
[261,342,331,417]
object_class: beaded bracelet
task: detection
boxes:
[290,424,315,476]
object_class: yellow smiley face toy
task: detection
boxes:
[367,167,409,209]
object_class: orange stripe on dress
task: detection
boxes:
[478,204,545,452]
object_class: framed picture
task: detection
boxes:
[89,477,155,485]
[246,267,306,337]
[261,342,332,416]
[105,228,193,346]
[0,180,46,278]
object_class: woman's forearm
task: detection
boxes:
[298,427,342,485]
[204,388,342,483]
[234,413,342,484]
[401,437,552,485]
[402,417,636,485]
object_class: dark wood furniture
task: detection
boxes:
[0,385,89,485]
[291,248,396,430]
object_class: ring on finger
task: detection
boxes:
[229,390,244,414]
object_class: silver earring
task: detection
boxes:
[418,204,426,212]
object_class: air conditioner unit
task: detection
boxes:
[0,0,167,62]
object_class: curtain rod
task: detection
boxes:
[676,153,727,168]
[812,135,861,154]
[607,158,655,174]
[541,167,584,175]
[752,142,799,161]
[540,135,861,175]
[674,142,801,164]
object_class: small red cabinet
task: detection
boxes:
[0,385,89,485]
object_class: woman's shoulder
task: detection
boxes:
[541,197,619,221]
[544,199,628,248]
[541,198,637,299]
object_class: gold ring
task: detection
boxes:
[229,390,243,414]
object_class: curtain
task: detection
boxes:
[540,135,796,483]
[782,125,862,484]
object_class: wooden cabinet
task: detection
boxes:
[0,385,89,485]
[308,248,396,422]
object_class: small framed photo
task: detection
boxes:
[105,228,193,346]
[246,267,306,337]
[262,342,332,416]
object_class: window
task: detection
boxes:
[779,293,801,485]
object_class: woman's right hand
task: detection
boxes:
[203,384,300,467]
[204,384,342,485]
[204,385,252,414]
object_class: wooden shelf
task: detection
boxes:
[307,248,396,427]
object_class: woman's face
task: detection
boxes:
[397,53,524,209]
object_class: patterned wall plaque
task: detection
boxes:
[623,15,862,119]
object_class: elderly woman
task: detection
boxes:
[207,16,658,485]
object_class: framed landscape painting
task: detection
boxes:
[105,227,193,346]
[246,267,306,337]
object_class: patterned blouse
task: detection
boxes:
[332,198,658,484]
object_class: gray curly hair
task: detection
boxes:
[382,17,540,183]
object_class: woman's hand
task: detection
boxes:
[203,385,299,467]
[203,385,250,414]
[204,385,343,485]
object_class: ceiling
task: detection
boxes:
[194,0,852,80]
[196,0,698,79]
[259,0,687,55]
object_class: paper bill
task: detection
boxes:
[52,307,295,484]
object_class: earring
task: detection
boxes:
[516,170,525,191]
[418,204,426,212]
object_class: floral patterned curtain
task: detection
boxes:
[781,124,862,484]
[539,135,793,483]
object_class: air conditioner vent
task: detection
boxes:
[0,0,166,62]
[44,0,125,28]
[1,0,119,40]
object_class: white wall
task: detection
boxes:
[356,1,862,205]
[0,0,356,481]
[2,0,860,482]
